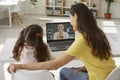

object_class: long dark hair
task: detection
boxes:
[70,3,112,60]
[13,24,51,62]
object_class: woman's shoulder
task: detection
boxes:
[76,34,84,40]
[75,34,87,44]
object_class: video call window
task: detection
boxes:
[46,22,75,41]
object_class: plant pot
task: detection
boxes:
[104,13,111,19]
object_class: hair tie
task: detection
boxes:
[36,33,42,37]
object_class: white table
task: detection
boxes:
[0,38,120,65]
[0,1,18,28]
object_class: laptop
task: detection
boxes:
[46,22,75,51]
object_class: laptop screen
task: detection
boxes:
[46,22,75,42]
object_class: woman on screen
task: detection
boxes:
[53,24,69,40]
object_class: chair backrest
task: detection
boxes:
[12,70,55,80]
[105,66,120,80]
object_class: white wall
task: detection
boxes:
[23,0,120,18]
[0,0,120,18]
[24,0,46,15]
[99,0,120,18]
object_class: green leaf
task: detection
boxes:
[105,0,114,2]
[105,0,114,13]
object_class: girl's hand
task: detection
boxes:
[7,64,21,74]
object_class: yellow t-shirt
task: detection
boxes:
[65,34,116,80]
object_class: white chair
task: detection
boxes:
[0,63,5,80]
[105,66,120,80]
[11,0,23,24]
[12,70,55,80]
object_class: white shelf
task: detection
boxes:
[62,14,70,16]
[46,5,54,7]
[46,0,100,17]
[63,6,70,9]
[89,7,98,10]
[46,5,62,8]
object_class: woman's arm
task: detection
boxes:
[8,53,75,73]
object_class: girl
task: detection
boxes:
[13,24,51,63]
[8,3,116,80]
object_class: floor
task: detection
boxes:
[0,14,120,80]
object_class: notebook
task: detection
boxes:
[46,22,75,51]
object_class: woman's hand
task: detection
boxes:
[7,64,22,74]
[71,66,86,71]
[71,66,87,75]
[80,66,87,71]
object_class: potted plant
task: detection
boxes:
[104,0,114,19]
[30,0,38,5]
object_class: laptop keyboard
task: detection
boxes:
[48,41,74,51]
[49,41,73,47]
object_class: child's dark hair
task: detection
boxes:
[13,24,51,62]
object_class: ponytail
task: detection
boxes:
[13,29,25,61]
[34,34,51,62]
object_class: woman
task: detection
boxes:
[53,24,69,40]
[8,3,116,80]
